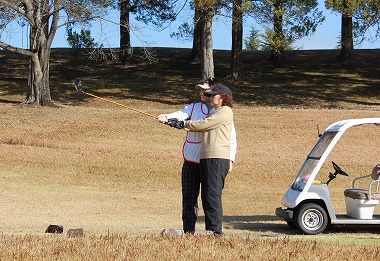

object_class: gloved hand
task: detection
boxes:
[167,118,184,129]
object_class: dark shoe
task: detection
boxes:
[184,230,195,235]
[213,232,224,238]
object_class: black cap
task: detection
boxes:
[204,85,232,97]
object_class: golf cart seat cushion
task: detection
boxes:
[371,166,380,180]
[344,188,380,200]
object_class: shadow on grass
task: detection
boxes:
[0,99,22,104]
[1,48,380,109]
[223,215,297,236]
[199,214,380,236]
[197,214,297,235]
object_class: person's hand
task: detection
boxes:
[157,114,168,123]
[229,161,233,172]
[167,118,184,129]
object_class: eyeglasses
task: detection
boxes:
[201,90,212,96]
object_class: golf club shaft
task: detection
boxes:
[81,90,157,119]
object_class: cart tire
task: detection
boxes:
[296,203,328,235]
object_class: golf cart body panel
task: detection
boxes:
[276,118,380,234]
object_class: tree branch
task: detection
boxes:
[0,0,26,16]
[46,0,62,47]
[0,41,33,57]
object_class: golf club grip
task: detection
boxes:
[83,91,157,119]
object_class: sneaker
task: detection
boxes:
[213,232,224,238]
[184,230,195,235]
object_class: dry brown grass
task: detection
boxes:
[1,48,380,259]
[1,234,380,260]
[1,104,380,258]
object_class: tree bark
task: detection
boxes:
[24,5,53,106]
[200,7,214,79]
[189,6,202,60]
[120,0,132,63]
[271,0,285,64]
[25,40,52,105]
[338,14,353,61]
[231,0,243,80]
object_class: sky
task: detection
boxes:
[5,0,380,51]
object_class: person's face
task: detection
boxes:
[200,89,211,103]
[209,94,223,108]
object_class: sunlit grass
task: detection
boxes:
[0,234,380,260]
[1,48,380,258]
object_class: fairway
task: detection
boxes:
[1,48,380,259]
[1,102,380,243]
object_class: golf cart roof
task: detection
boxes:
[325,118,380,132]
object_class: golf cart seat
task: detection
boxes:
[344,188,380,200]
[344,165,380,200]
[344,165,380,219]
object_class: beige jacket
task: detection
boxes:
[183,106,233,160]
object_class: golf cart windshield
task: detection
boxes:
[291,132,337,191]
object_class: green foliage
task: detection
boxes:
[325,0,380,45]
[248,0,324,52]
[244,27,260,50]
[243,20,299,52]
[194,0,221,8]
[325,0,361,15]
[170,22,194,41]
[260,27,296,51]
[354,2,380,43]
[131,0,177,27]
[66,28,98,49]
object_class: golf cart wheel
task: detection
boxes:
[296,203,328,235]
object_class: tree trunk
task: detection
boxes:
[189,7,202,60]
[231,0,243,80]
[25,54,51,105]
[200,8,214,79]
[26,24,37,104]
[271,0,285,64]
[338,14,353,61]
[39,45,52,105]
[120,0,132,63]
[25,45,52,106]
[25,16,52,106]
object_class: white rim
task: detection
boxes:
[302,208,324,231]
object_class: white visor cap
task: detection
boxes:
[195,82,210,89]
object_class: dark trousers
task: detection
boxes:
[200,158,229,235]
[181,161,201,233]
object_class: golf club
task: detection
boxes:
[74,79,157,119]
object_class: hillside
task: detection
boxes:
[1,47,380,255]
[1,48,379,109]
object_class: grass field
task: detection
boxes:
[1,48,380,259]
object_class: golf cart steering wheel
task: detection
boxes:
[332,161,349,176]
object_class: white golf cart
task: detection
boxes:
[276,118,380,235]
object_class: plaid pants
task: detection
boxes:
[181,161,201,233]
